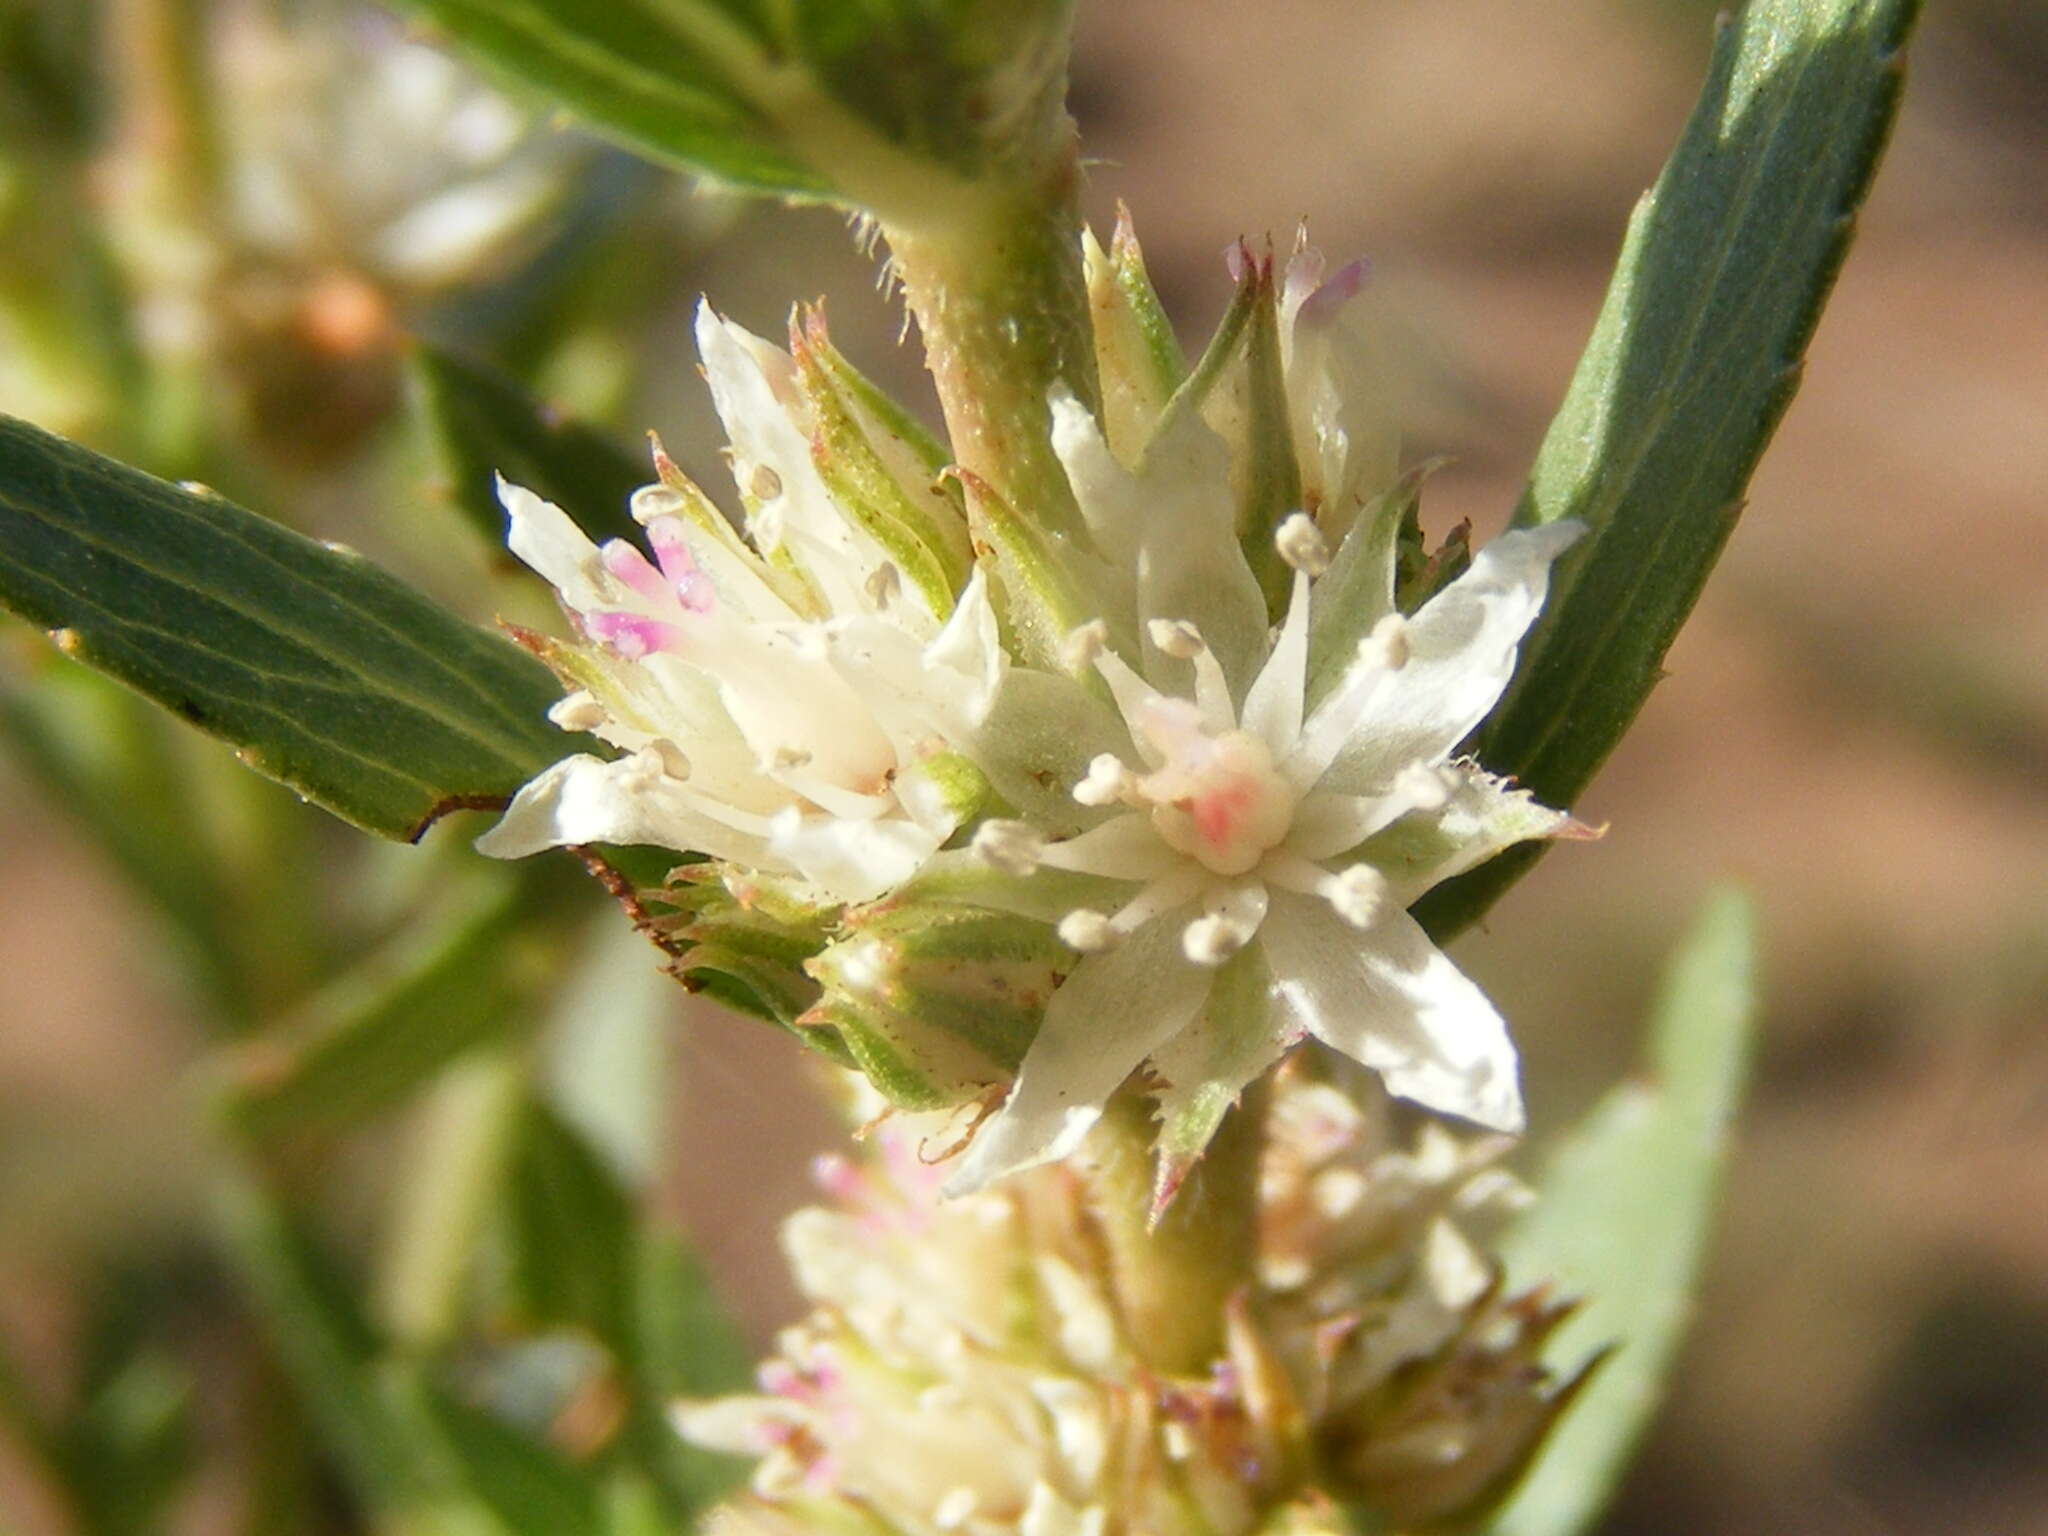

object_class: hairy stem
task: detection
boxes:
[881,145,1098,539]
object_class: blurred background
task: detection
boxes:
[2,0,2045,1531]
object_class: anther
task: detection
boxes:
[1358,612,1411,671]
[1072,753,1139,808]
[649,738,692,781]
[1057,909,1119,952]
[864,561,902,611]
[1182,913,1251,966]
[1060,618,1108,673]
[1318,864,1389,928]
[971,819,1046,877]
[1275,512,1331,576]
[548,691,607,732]
[747,463,784,501]
[1147,618,1204,660]
[1393,762,1455,812]
[772,746,814,772]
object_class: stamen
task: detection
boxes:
[1275,512,1331,576]
[1060,619,1109,673]
[1318,863,1389,928]
[1358,612,1411,672]
[584,611,684,659]
[649,738,692,781]
[837,938,889,994]
[548,691,607,732]
[864,562,901,611]
[748,463,784,502]
[1182,912,1252,966]
[934,1489,978,1532]
[645,518,716,612]
[1072,753,1139,807]
[971,819,1046,877]
[620,743,678,791]
[1147,618,1204,659]
[1056,909,1119,952]
[1392,762,1455,812]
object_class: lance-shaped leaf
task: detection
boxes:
[1419,0,1920,938]
[0,416,573,840]
[412,341,649,554]
[387,0,1074,209]
[1489,889,1758,1536]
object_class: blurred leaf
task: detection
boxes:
[0,416,573,840]
[499,1105,751,1513]
[406,1378,605,1536]
[388,0,1074,209]
[386,0,831,198]
[412,342,648,554]
[216,867,578,1142]
[503,1103,636,1342]
[1420,0,1920,937]
[214,1170,434,1512]
[1490,889,1759,1536]
[0,0,104,150]
[629,1234,753,1510]
[380,1053,534,1355]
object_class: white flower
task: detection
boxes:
[476,303,1005,904]
[944,324,1584,1196]
[676,1065,1578,1536]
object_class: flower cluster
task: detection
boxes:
[674,1063,1590,1535]
[480,221,1584,1197]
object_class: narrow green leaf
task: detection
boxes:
[1420,0,1920,937]
[212,1170,432,1512]
[412,342,649,554]
[214,867,578,1142]
[1490,889,1759,1536]
[379,1052,533,1355]
[0,416,571,840]
[502,1103,636,1342]
[387,0,829,198]
[406,1378,605,1536]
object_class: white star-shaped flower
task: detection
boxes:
[946,382,1584,1201]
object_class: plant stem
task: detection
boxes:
[1079,1081,1266,1375]
[880,147,1098,539]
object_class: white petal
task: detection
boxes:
[945,912,1210,1195]
[1126,407,1269,698]
[965,667,1132,837]
[475,753,777,867]
[1049,386,1141,575]
[767,808,942,904]
[1240,568,1311,755]
[1357,763,1574,907]
[1036,813,1182,882]
[1148,943,1293,1202]
[1315,522,1583,794]
[923,567,1007,732]
[1280,789,1413,862]
[498,478,610,613]
[1259,891,1524,1133]
[693,302,880,617]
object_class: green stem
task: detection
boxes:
[1079,1081,1266,1375]
[880,147,1098,539]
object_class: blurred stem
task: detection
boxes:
[375,1050,529,1354]
[115,0,224,213]
[881,150,1097,539]
[1080,1081,1265,1374]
